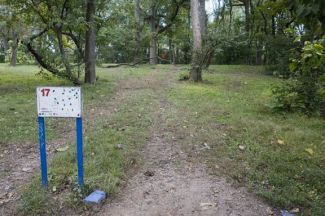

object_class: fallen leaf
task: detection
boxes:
[305,148,314,155]
[56,146,69,152]
[290,208,300,213]
[200,202,217,210]
[115,144,123,150]
[266,207,274,215]
[202,143,210,150]
[144,170,155,177]
[0,192,8,199]
[22,167,32,172]
[277,139,285,145]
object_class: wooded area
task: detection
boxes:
[0,1,324,215]
[0,0,324,115]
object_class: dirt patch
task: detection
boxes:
[0,126,75,215]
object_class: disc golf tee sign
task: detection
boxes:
[36,87,84,188]
[37,87,82,117]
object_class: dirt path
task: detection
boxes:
[0,67,273,215]
[99,68,272,216]
[0,125,75,213]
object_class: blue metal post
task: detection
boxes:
[76,117,84,187]
[38,117,48,187]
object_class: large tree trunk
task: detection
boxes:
[134,0,142,62]
[168,38,175,65]
[149,3,158,64]
[10,31,18,66]
[190,0,205,82]
[244,0,250,32]
[85,0,96,84]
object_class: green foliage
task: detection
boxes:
[273,38,325,115]
[178,70,190,80]
[272,81,304,111]
[287,0,325,33]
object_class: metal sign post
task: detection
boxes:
[36,87,84,188]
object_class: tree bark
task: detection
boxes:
[168,38,175,65]
[134,0,142,62]
[149,3,158,65]
[85,0,96,84]
[190,0,205,82]
[10,31,18,66]
[244,0,250,32]
[271,0,276,37]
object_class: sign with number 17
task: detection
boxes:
[36,87,82,118]
[36,87,84,188]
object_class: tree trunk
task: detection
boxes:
[320,101,325,118]
[244,0,250,32]
[172,45,176,65]
[271,15,276,36]
[168,38,175,65]
[271,0,276,37]
[190,0,205,82]
[134,0,142,62]
[85,0,96,84]
[149,3,157,64]
[10,31,18,66]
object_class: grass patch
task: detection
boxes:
[168,65,325,215]
[0,64,155,215]
[0,63,154,214]
[0,64,151,146]
[20,89,157,215]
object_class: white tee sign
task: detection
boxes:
[36,87,82,117]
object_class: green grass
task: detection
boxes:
[0,63,154,214]
[19,89,157,215]
[0,64,151,146]
[167,65,325,215]
[1,64,324,215]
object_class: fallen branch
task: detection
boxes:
[105,56,172,68]
[105,58,148,68]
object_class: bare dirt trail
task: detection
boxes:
[0,126,75,211]
[99,68,272,216]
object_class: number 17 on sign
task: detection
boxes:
[36,87,84,188]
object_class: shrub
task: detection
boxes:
[273,37,325,115]
[178,70,190,81]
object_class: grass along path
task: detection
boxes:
[99,67,271,215]
[0,64,152,215]
[0,64,323,215]
[168,65,325,215]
